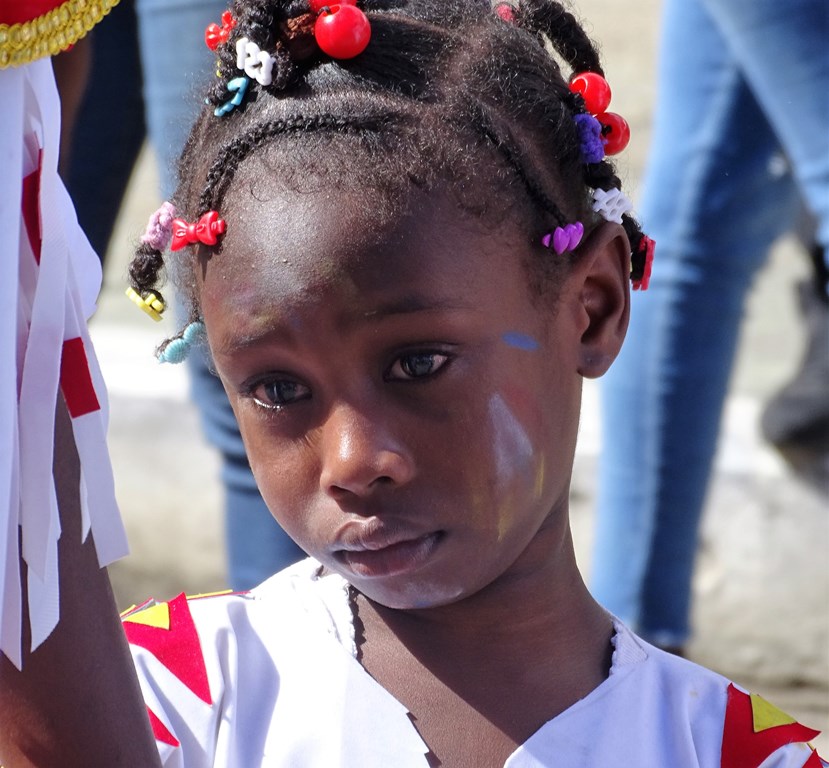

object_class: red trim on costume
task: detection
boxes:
[721,684,821,768]
[60,338,101,418]
[21,154,43,264]
[123,593,212,705]
[146,706,180,747]
[0,0,67,25]
[803,749,826,767]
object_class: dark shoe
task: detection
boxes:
[761,278,829,491]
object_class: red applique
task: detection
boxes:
[123,593,212,705]
[720,684,821,768]
[803,749,827,767]
[59,337,101,418]
[21,151,42,264]
[147,707,180,747]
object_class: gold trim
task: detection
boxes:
[0,0,121,69]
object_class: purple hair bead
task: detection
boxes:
[542,222,584,254]
[141,201,177,251]
[573,113,605,164]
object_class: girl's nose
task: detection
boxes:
[319,403,415,499]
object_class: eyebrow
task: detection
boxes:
[213,295,475,355]
[360,294,474,319]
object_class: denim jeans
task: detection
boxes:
[591,0,829,646]
[136,0,305,590]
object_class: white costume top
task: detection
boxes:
[124,558,824,768]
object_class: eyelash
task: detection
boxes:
[385,350,451,382]
[248,378,311,411]
[245,350,453,411]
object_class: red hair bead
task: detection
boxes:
[314,4,371,59]
[596,111,631,155]
[494,3,516,23]
[569,72,612,115]
[205,11,236,51]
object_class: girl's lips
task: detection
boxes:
[336,532,443,578]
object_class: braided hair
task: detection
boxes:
[128,0,648,352]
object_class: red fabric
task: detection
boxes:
[146,707,180,747]
[123,594,212,705]
[803,749,825,767]
[60,338,101,418]
[21,154,42,264]
[0,0,68,26]
[720,684,821,768]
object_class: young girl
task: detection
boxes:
[1,0,824,766]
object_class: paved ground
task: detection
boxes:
[86,0,827,748]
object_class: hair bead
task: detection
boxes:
[126,287,166,322]
[596,111,630,156]
[157,321,206,364]
[314,4,371,60]
[542,222,584,254]
[140,201,177,252]
[205,11,236,51]
[569,72,612,115]
[573,113,605,164]
[592,187,633,224]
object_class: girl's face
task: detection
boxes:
[199,180,589,609]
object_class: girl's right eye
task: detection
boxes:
[250,378,311,409]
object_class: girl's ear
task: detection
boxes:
[568,221,631,379]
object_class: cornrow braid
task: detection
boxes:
[207,0,304,106]
[514,0,604,76]
[130,0,651,345]
[506,1,648,269]
[468,99,571,230]
[196,112,402,214]
[128,241,166,305]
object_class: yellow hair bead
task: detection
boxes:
[125,287,165,322]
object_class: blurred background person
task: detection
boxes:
[591,0,829,655]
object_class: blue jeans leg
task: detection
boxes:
[592,0,798,646]
[701,0,829,261]
[136,0,305,590]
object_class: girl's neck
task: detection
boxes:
[361,523,609,654]
[352,523,614,753]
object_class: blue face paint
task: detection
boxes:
[502,332,539,352]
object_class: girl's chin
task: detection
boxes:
[349,571,472,612]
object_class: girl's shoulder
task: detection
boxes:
[122,557,355,664]
[518,621,824,768]
[121,558,360,762]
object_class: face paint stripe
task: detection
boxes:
[502,332,540,352]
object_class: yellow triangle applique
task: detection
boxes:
[122,602,171,630]
[750,693,798,732]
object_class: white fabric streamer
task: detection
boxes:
[0,59,129,668]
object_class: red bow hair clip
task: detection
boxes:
[171,211,227,251]
[205,11,236,51]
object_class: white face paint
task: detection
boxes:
[488,394,536,495]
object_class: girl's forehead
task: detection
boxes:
[198,178,564,366]
[203,178,528,310]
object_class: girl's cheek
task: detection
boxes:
[498,380,546,437]
[488,394,536,491]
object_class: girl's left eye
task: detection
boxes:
[386,352,450,381]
